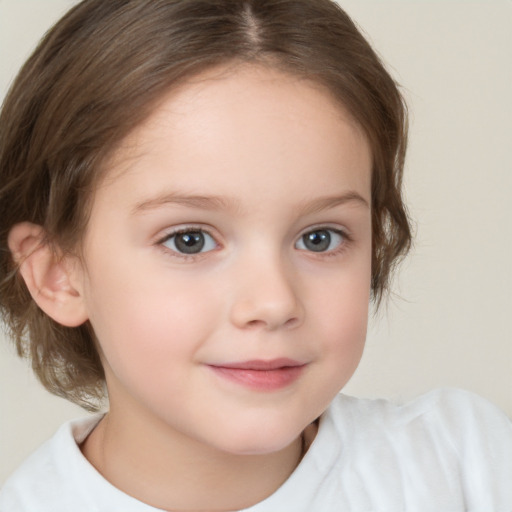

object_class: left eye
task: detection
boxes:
[162,230,217,255]
[295,229,344,253]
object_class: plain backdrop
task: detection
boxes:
[1,0,511,484]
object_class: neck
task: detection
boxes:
[81,402,312,511]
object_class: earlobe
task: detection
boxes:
[8,222,89,327]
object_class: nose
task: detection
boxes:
[229,253,304,331]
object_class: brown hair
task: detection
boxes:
[0,0,411,410]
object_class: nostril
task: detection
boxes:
[246,319,265,329]
[284,317,300,329]
[243,316,299,330]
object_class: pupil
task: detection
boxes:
[304,230,330,252]
[175,231,205,254]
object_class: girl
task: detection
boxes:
[1,1,511,510]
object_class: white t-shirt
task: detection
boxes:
[1,388,511,511]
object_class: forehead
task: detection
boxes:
[98,63,371,206]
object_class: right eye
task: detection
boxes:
[161,229,217,255]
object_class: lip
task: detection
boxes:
[207,358,307,391]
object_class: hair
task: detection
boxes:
[0,0,411,410]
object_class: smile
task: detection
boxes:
[207,359,307,391]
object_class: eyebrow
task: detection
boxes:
[132,190,369,215]
[132,193,239,215]
[297,192,370,216]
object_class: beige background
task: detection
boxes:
[1,0,511,484]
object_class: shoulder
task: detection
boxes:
[0,415,102,512]
[0,414,163,512]
[408,388,512,467]
[326,389,512,508]
[331,386,509,420]
[330,387,512,448]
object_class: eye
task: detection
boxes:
[162,229,217,255]
[295,228,345,253]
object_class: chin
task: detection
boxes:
[212,423,303,456]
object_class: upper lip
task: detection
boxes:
[210,358,305,370]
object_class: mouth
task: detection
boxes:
[207,358,307,391]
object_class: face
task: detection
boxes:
[76,64,372,455]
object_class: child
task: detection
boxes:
[0,0,511,510]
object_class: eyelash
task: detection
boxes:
[156,226,352,261]
[157,226,218,261]
[296,227,352,258]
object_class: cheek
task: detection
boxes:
[82,265,221,382]
[311,263,371,366]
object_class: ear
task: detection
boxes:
[8,222,89,327]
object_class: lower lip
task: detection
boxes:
[208,365,306,391]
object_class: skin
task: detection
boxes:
[36,64,373,511]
